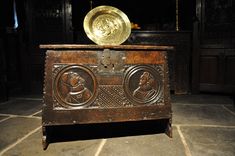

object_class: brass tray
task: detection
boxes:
[83,5,131,45]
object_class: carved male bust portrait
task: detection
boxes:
[61,71,92,104]
[133,71,156,101]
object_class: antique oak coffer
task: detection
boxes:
[40,44,173,149]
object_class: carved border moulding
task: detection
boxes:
[124,65,164,105]
[52,64,98,109]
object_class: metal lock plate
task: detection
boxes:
[98,49,125,73]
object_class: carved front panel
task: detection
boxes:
[52,64,164,109]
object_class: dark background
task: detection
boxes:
[0,0,234,102]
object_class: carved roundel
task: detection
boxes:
[53,65,97,108]
[124,65,163,105]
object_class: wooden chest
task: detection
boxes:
[40,44,173,149]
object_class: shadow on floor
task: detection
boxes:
[46,119,170,144]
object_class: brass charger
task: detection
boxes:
[83,5,131,45]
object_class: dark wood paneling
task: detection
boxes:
[0,37,8,101]
[26,0,73,93]
[199,56,218,84]
[196,0,235,94]
[199,48,235,93]
[225,56,235,85]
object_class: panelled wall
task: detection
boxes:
[0,0,73,97]
[196,0,235,94]
[26,0,73,93]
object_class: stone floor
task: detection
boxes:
[0,94,234,156]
